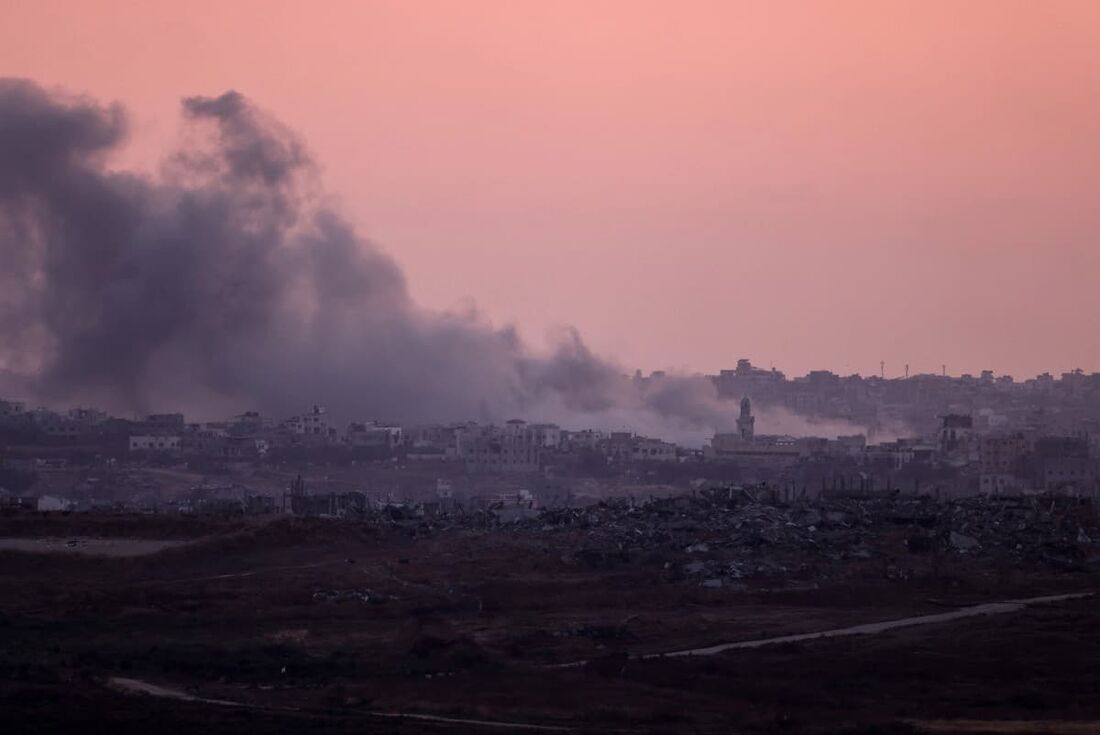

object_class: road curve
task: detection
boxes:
[646,591,1094,659]
[550,591,1094,668]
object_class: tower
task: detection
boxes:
[737,396,755,441]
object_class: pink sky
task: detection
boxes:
[3,1,1098,379]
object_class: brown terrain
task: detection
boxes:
[1,501,1098,734]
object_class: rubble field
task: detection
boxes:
[1,492,1098,733]
[522,489,1100,588]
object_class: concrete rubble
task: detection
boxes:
[312,589,375,604]
[513,487,1100,583]
[283,484,1098,586]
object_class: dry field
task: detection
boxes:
[1,513,1097,733]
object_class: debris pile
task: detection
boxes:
[312,589,374,604]
[525,489,1099,584]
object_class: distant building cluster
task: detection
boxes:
[3,358,1100,514]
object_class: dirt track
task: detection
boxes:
[109,676,577,732]
[649,591,1095,657]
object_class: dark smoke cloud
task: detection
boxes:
[0,79,804,442]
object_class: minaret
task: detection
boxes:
[737,396,755,441]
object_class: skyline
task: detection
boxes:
[2,1,1099,381]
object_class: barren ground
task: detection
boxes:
[1,512,1098,734]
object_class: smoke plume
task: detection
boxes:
[0,80,858,442]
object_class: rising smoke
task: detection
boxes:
[0,80,874,443]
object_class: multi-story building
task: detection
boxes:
[145,413,185,430]
[282,405,335,442]
[631,437,677,462]
[939,414,975,464]
[67,407,107,425]
[978,433,1030,474]
[1034,436,1095,495]
[346,422,403,449]
[0,399,26,417]
[456,423,541,473]
[527,423,563,448]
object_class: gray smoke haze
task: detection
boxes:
[0,80,870,443]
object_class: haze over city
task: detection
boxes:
[2,1,1099,381]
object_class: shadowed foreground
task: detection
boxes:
[2,513,1099,733]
